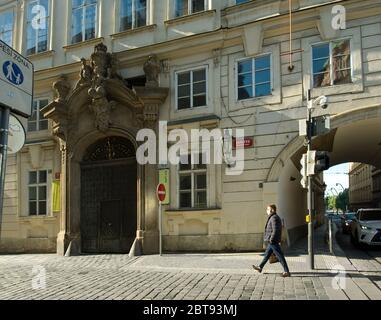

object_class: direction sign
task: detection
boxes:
[0,40,34,118]
[156,184,166,203]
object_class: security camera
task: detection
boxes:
[316,95,328,109]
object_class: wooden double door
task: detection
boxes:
[80,159,137,253]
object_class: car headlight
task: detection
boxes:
[360,225,372,230]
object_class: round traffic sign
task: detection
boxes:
[156,184,166,202]
[8,114,26,154]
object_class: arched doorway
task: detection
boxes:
[80,136,137,253]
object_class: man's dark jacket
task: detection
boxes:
[264,213,282,244]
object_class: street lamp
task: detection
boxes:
[330,187,339,195]
[306,90,329,271]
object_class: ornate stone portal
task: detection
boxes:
[43,44,168,256]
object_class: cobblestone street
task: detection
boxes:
[0,226,380,300]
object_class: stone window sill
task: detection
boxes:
[165,10,216,26]
[19,216,57,223]
[27,50,55,60]
[166,208,222,215]
[63,37,104,52]
[111,24,157,39]
[311,82,364,98]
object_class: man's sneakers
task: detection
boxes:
[253,265,291,277]
[252,265,262,273]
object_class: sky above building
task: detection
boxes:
[324,163,350,196]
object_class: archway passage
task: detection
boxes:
[80,136,137,253]
[267,112,381,247]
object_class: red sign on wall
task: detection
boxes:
[233,137,254,149]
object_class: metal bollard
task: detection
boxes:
[328,217,333,254]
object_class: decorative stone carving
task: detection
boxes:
[143,104,160,130]
[91,43,112,80]
[143,55,160,88]
[86,43,122,132]
[53,75,71,103]
[212,49,221,67]
[160,59,170,74]
[90,98,117,132]
[75,58,93,89]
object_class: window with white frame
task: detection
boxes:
[237,54,272,100]
[312,39,352,88]
[175,0,206,17]
[26,0,49,56]
[71,0,97,44]
[120,0,147,31]
[0,9,14,46]
[179,154,207,209]
[28,170,48,216]
[28,99,49,132]
[176,67,207,110]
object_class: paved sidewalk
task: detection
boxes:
[0,225,380,300]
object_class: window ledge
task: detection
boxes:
[111,24,157,39]
[165,10,216,26]
[166,208,222,215]
[19,216,57,223]
[63,37,104,51]
[311,82,364,98]
[223,1,258,15]
[27,50,55,60]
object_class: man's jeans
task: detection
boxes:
[259,243,290,273]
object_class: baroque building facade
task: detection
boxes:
[1,0,381,255]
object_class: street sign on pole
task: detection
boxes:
[0,40,34,118]
[157,183,166,203]
[159,169,170,205]
[0,41,33,242]
[156,183,166,256]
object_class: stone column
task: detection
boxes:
[56,141,68,256]
[134,87,169,254]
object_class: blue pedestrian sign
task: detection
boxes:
[3,61,24,86]
[0,40,33,118]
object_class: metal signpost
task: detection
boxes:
[299,89,330,270]
[156,183,166,256]
[306,90,314,270]
[0,40,33,240]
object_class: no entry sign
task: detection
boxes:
[156,184,166,203]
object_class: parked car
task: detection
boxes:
[341,212,356,234]
[350,209,381,247]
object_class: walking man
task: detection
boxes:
[253,204,291,277]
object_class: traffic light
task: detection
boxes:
[307,151,330,175]
[300,153,307,189]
